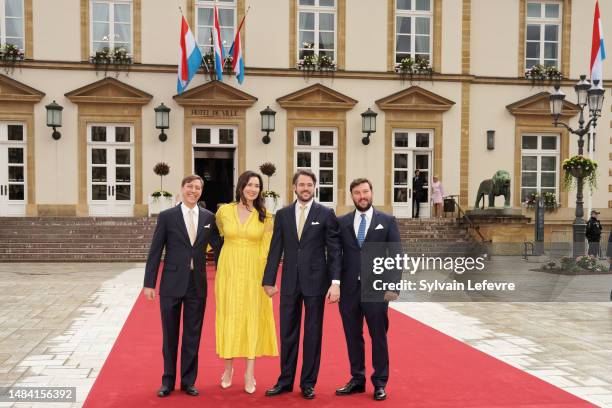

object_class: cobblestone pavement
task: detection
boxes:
[0,259,610,407]
[0,263,143,408]
[393,256,612,407]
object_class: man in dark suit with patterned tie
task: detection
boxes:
[143,175,222,398]
[262,169,342,400]
[335,178,401,401]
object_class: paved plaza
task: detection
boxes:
[0,259,610,407]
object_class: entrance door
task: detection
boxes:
[392,149,414,218]
[192,126,237,212]
[87,125,134,216]
[0,124,26,216]
[392,130,434,218]
[194,148,234,211]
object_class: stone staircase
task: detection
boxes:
[396,218,488,257]
[0,216,486,262]
[0,217,157,262]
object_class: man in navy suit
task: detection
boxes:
[143,175,222,398]
[335,178,401,401]
[262,169,341,400]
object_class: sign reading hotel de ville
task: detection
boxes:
[190,108,239,118]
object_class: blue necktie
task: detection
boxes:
[357,213,367,247]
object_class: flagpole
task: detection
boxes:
[587,128,593,217]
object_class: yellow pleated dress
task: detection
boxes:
[214,203,278,359]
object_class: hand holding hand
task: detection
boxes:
[263,285,278,297]
[326,283,340,303]
[384,291,399,302]
[144,287,156,301]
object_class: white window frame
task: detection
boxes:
[89,0,133,54]
[0,122,27,212]
[195,0,237,57]
[525,0,562,69]
[86,124,135,213]
[191,125,238,147]
[395,0,433,65]
[297,0,337,62]
[520,133,560,203]
[294,127,337,207]
[0,0,25,51]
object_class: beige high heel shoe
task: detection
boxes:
[244,374,256,394]
[221,368,233,389]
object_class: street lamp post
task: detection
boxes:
[548,75,605,258]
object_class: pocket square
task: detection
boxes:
[204,224,211,228]
[311,221,320,225]
[375,224,384,230]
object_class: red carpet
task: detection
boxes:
[83,267,594,407]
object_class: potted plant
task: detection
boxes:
[297,54,318,71]
[149,162,174,215]
[259,162,282,214]
[562,155,598,192]
[524,192,560,212]
[112,46,132,65]
[395,55,432,81]
[317,54,336,71]
[525,64,562,85]
[0,43,25,74]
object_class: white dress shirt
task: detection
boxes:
[294,198,314,228]
[181,203,199,269]
[181,202,199,234]
[353,206,374,239]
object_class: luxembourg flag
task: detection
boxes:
[177,15,202,94]
[213,6,225,81]
[590,0,606,88]
[229,17,245,84]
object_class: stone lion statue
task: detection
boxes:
[474,170,511,209]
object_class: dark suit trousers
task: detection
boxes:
[339,285,389,388]
[412,195,420,218]
[159,274,205,388]
[277,292,325,389]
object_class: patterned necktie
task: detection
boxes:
[297,204,306,240]
[357,213,367,247]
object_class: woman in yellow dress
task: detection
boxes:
[215,170,278,394]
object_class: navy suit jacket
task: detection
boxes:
[144,205,222,298]
[339,208,402,296]
[262,201,341,296]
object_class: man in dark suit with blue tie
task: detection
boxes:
[335,178,401,401]
[143,175,222,398]
[262,169,341,400]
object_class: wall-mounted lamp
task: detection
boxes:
[45,100,63,140]
[486,130,495,150]
[154,103,171,142]
[361,107,377,145]
[260,106,276,144]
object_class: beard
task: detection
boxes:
[354,200,372,212]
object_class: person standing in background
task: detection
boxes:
[430,175,444,218]
[412,170,424,219]
[586,210,602,257]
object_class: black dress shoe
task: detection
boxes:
[301,387,315,399]
[336,381,366,395]
[265,384,292,396]
[374,387,387,401]
[181,384,199,396]
[157,385,172,397]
